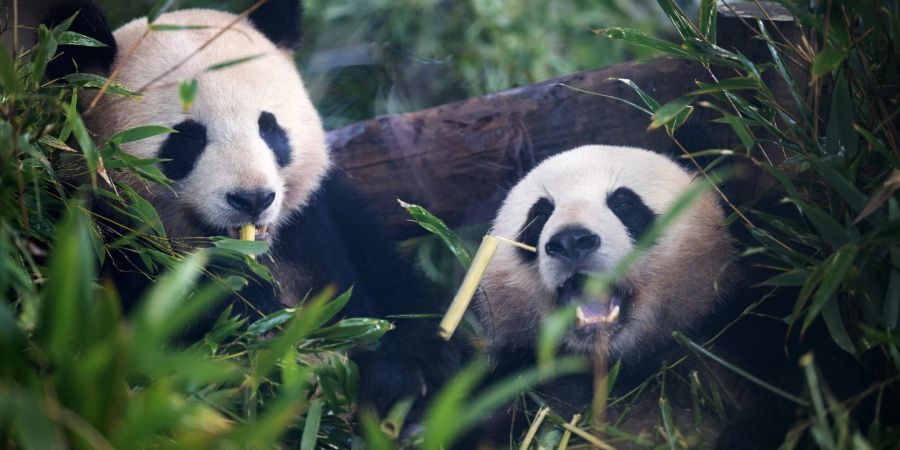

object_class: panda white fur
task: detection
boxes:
[474,145,761,445]
[479,145,734,362]
[44,0,463,415]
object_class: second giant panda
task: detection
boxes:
[43,0,463,416]
[474,145,801,447]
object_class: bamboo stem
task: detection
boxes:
[559,421,615,450]
[518,406,550,450]
[439,235,498,340]
[239,224,255,241]
[557,414,582,450]
[591,334,609,439]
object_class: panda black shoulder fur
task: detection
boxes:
[473,144,869,448]
[43,0,464,415]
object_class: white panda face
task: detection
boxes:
[479,145,733,362]
[86,9,329,241]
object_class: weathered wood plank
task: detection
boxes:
[325,1,801,237]
[328,58,728,236]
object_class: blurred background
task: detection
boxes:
[94,0,692,129]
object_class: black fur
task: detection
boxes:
[248,0,303,50]
[476,188,877,448]
[258,111,292,167]
[43,0,117,80]
[44,0,463,419]
[158,120,208,180]
[606,187,656,241]
[516,197,553,262]
[272,172,467,414]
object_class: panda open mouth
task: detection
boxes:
[556,274,631,327]
[225,224,271,241]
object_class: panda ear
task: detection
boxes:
[43,0,117,80]
[248,0,303,50]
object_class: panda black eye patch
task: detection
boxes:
[516,197,554,262]
[159,120,208,181]
[258,111,292,167]
[607,187,656,241]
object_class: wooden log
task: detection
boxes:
[328,58,724,237]
[326,2,799,237]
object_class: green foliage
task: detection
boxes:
[4,0,899,448]
[0,11,383,450]
[593,0,900,447]
[298,0,669,128]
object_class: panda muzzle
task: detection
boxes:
[556,274,626,327]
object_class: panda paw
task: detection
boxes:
[354,333,466,425]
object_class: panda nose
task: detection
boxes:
[226,189,276,217]
[545,227,601,263]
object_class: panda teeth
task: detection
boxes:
[227,224,270,240]
[575,304,621,326]
[255,224,269,240]
[607,305,620,322]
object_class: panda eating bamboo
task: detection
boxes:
[478,145,735,365]
[472,145,796,446]
[43,0,463,417]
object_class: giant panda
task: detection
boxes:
[42,0,463,416]
[473,145,806,447]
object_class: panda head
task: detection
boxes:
[478,145,734,364]
[47,0,328,242]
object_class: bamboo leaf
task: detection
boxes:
[802,245,859,335]
[179,79,198,112]
[674,332,809,405]
[213,238,269,256]
[592,27,690,57]
[761,269,811,287]
[0,40,22,94]
[885,199,900,330]
[206,54,265,72]
[63,73,141,98]
[656,0,700,41]
[691,77,759,95]
[36,207,96,362]
[399,199,471,268]
[147,0,176,23]
[609,77,660,111]
[821,298,855,354]
[649,95,694,130]
[148,24,211,31]
[57,31,108,47]
[300,399,323,450]
[108,125,175,145]
[38,135,76,152]
[825,75,858,157]
[794,199,851,250]
[813,48,847,77]
[537,306,576,369]
[853,170,899,224]
[699,0,717,43]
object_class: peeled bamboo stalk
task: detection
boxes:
[239,224,255,241]
[591,334,610,439]
[439,235,499,340]
[518,406,550,450]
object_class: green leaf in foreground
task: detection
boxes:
[650,95,694,131]
[63,73,141,98]
[179,79,199,112]
[108,125,175,145]
[147,0,176,23]
[593,27,690,57]
[206,54,265,72]
[213,237,270,257]
[812,48,847,77]
[57,31,108,47]
[399,199,471,268]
